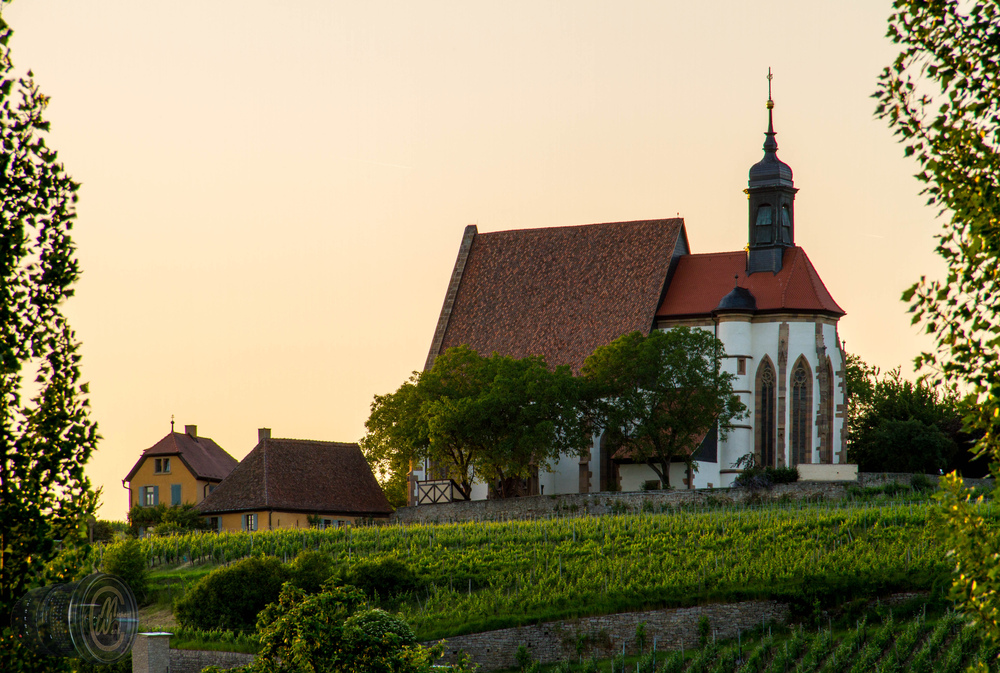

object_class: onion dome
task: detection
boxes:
[714,285,757,313]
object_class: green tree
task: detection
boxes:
[0,11,99,672]
[846,356,979,474]
[874,1,1000,667]
[362,345,590,500]
[100,538,150,604]
[126,502,211,536]
[582,328,745,489]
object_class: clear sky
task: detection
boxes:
[4,1,942,520]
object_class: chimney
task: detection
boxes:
[258,428,271,443]
[184,425,197,437]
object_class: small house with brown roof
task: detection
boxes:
[196,429,392,531]
[124,424,239,512]
[417,90,849,500]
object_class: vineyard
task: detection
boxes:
[128,498,994,641]
[573,611,999,673]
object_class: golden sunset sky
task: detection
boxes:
[5,1,942,520]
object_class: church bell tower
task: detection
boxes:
[746,70,798,275]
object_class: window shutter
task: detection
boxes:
[241,515,246,531]
[171,484,181,506]
[153,485,159,506]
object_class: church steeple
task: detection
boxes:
[746,69,798,275]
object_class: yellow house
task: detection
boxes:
[196,429,392,531]
[124,424,238,512]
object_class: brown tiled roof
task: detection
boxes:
[655,247,844,319]
[432,219,686,373]
[196,439,393,517]
[125,431,238,483]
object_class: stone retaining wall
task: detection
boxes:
[857,472,994,490]
[427,601,789,671]
[169,648,255,673]
[391,472,994,525]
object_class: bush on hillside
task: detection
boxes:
[101,538,149,604]
[346,557,422,602]
[127,503,210,537]
[288,550,337,593]
[174,556,290,632]
[91,520,117,543]
[731,454,799,491]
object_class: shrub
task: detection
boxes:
[697,615,711,647]
[101,538,149,604]
[766,466,799,484]
[910,473,936,492]
[347,557,421,601]
[289,550,336,593]
[91,520,117,543]
[174,556,290,632]
[342,608,418,671]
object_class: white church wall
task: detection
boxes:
[618,462,691,491]
[539,452,584,496]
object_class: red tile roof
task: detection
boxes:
[196,439,393,517]
[655,247,844,319]
[125,431,238,483]
[432,219,686,372]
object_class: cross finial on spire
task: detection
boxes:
[766,68,774,110]
[171,414,175,432]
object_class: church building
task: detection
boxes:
[413,90,848,502]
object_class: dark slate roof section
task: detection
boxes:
[656,247,845,320]
[432,218,686,373]
[125,431,238,483]
[196,439,393,517]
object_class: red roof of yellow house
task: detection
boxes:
[656,247,844,319]
[125,429,238,483]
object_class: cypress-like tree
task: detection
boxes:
[0,10,100,672]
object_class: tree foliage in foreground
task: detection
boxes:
[582,328,745,488]
[874,1,1000,668]
[0,11,99,673]
[206,583,476,673]
[362,345,590,500]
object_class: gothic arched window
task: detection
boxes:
[790,356,813,465]
[755,358,777,467]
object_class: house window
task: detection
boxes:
[737,357,747,376]
[154,458,171,474]
[208,516,221,532]
[142,485,158,507]
[204,483,216,499]
[244,513,257,531]
[790,357,813,465]
[755,358,776,467]
[171,484,182,506]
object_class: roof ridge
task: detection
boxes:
[781,248,802,306]
[269,437,357,446]
[799,248,827,303]
[477,217,684,237]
